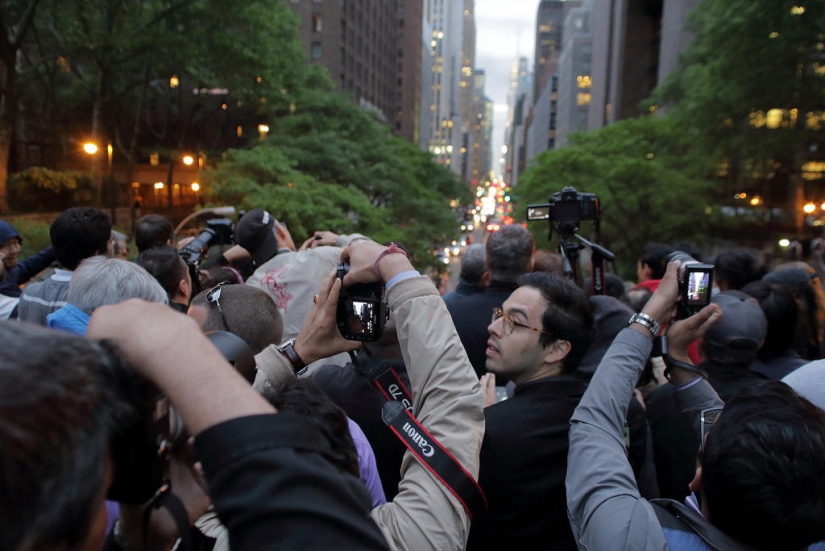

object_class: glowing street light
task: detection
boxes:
[182,155,194,166]
[83,142,99,155]
[191,182,200,192]
[803,202,817,214]
[154,182,165,190]
[779,239,791,247]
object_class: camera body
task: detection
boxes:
[669,251,714,319]
[336,262,387,342]
[526,186,599,225]
[178,218,235,268]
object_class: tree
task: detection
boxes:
[514,116,713,277]
[0,0,41,213]
[207,90,468,271]
[12,0,308,205]
[650,0,825,232]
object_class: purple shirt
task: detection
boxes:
[347,417,386,507]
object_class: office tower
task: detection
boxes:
[555,1,593,147]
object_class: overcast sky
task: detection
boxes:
[475,0,539,177]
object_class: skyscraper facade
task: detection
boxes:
[288,0,423,144]
[533,0,582,102]
[554,2,593,147]
[423,0,472,178]
[587,0,699,130]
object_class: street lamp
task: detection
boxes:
[182,154,195,166]
[83,141,116,223]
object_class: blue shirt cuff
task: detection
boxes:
[673,375,704,392]
[386,270,420,289]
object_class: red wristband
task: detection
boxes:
[373,242,408,280]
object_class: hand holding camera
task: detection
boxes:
[292,271,362,363]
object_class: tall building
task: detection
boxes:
[423,0,469,177]
[396,1,426,144]
[527,75,558,161]
[469,70,491,184]
[533,0,582,102]
[287,0,421,141]
[554,2,593,147]
[504,56,531,183]
[588,0,699,130]
[458,0,477,182]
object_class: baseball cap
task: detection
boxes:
[0,220,21,245]
[704,290,768,365]
[235,209,278,267]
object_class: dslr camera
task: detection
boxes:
[668,251,714,319]
[526,186,599,225]
[178,218,235,269]
[335,262,387,342]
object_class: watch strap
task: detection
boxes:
[663,354,705,382]
[278,339,307,374]
[628,312,660,337]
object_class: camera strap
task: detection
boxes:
[355,353,487,520]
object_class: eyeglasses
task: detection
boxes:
[491,307,552,337]
[700,407,723,455]
[206,281,232,333]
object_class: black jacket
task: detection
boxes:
[446,279,519,378]
[312,356,409,500]
[467,376,587,551]
[194,413,389,551]
[646,361,768,500]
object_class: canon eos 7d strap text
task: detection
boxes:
[355,353,487,520]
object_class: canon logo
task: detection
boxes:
[402,421,435,457]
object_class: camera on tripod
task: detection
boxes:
[526,186,599,225]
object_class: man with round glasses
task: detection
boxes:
[467,271,594,551]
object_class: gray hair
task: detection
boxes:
[68,256,168,314]
[460,243,487,285]
[486,225,535,283]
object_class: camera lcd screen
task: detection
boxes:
[343,300,378,336]
[526,206,550,220]
[686,269,712,306]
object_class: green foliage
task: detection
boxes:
[515,117,713,277]
[649,0,825,188]
[8,167,93,212]
[5,217,51,260]
[208,91,467,271]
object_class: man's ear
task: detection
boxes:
[543,339,571,366]
[479,270,491,287]
[178,278,190,300]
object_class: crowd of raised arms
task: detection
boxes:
[2,207,825,551]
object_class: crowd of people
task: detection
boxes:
[2,206,825,551]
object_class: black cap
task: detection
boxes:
[235,208,278,267]
[704,290,767,364]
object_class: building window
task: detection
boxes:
[311,42,322,60]
[577,75,592,89]
[312,13,322,32]
[576,93,591,106]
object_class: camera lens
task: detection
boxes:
[667,251,699,267]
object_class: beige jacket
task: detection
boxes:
[255,274,485,551]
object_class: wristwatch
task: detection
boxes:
[277,338,307,375]
[628,312,660,338]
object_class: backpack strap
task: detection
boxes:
[651,499,760,551]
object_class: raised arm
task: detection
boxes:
[343,241,485,551]
[566,263,682,549]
